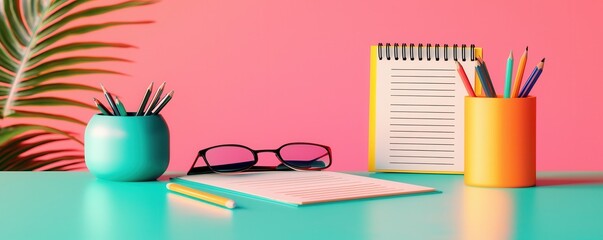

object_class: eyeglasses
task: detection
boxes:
[187,142,332,175]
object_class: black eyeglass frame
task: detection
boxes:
[187,142,332,175]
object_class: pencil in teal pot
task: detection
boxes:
[504,51,513,98]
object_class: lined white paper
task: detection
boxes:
[177,171,434,205]
[374,45,474,172]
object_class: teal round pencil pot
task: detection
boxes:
[85,113,170,181]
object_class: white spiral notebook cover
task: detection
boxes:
[175,171,435,205]
[369,43,483,173]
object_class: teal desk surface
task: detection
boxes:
[1,172,602,240]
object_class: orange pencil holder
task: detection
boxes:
[464,96,536,188]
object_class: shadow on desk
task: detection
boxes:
[536,172,603,187]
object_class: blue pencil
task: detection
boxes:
[475,64,493,97]
[518,67,538,98]
[520,58,545,97]
[478,58,497,97]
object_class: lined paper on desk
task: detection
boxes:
[176,171,434,205]
[373,44,476,173]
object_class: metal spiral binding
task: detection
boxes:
[386,43,391,60]
[410,43,415,61]
[435,44,440,61]
[378,42,475,62]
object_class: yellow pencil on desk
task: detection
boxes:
[166,183,236,209]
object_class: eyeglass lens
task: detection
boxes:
[204,146,256,172]
[279,143,330,170]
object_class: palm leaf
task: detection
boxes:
[0,0,154,118]
[8,110,87,125]
[11,97,97,109]
[36,159,85,171]
[17,83,101,97]
[0,138,70,169]
[29,42,136,66]
[32,21,153,54]
[21,69,126,88]
[3,0,30,47]
[25,56,131,78]
[39,0,156,39]
[0,132,83,171]
[10,154,84,171]
[0,10,23,59]
[0,0,155,171]
[0,124,80,145]
[0,132,52,157]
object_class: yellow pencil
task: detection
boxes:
[167,183,236,209]
[511,47,528,98]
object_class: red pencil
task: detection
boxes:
[455,61,476,97]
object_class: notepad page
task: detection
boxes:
[374,47,475,172]
[177,171,434,205]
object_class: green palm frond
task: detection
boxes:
[0,128,83,171]
[0,124,81,145]
[0,0,155,119]
[0,0,156,171]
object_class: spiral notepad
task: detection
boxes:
[369,43,483,173]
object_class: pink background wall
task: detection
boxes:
[45,0,602,171]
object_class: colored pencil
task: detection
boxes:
[100,83,119,116]
[477,57,496,97]
[136,82,154,116]
[167,183,236,209]
[475,63,493,97]
[145,81,166,116]
[518,65,538,98]
[151,90,174,115]
[93,98,112,115]
[520,58,545,97]
[115,96,128,116]
[511,47,528,98]
[455,61,476,97]
[504,51,513,98]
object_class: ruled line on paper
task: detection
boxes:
[390,75,456,78]
[279,184,385,196]
[287,188,403,199]
[390,89,455,91]
[389,123,454,127]
[389,162,455,166]
[390,103,455,107]
[390,143,455,146]
[390,137,455,140]
[390,130,455,133]
[390,155,454,159]
[391,82,455,85]
[390,117,454,120]
[390,111,454,114]
[391,68,455,71]
[389,149,454,152]
[390,95,455,97]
